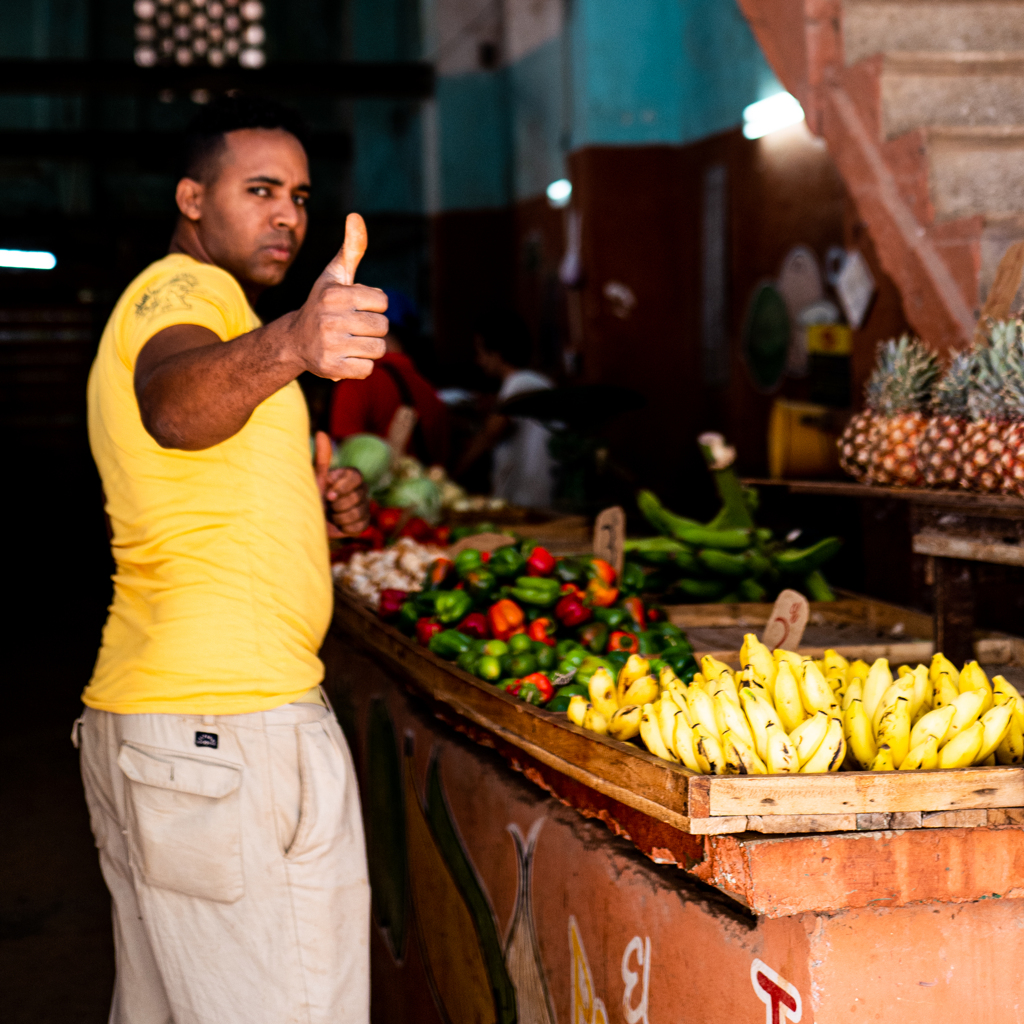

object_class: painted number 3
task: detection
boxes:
[751,959,802,1024]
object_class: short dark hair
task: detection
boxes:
[476,309,533,369]
[182,95,308,182]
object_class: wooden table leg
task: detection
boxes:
[933,557,976,665]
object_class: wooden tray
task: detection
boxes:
[332,588,1024,837]
[668,591,1024,670]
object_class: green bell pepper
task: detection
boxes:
[475,655,502,681]
[454,548,484,579]
[413,590,445,616]
[593,607,628,629]
[575,656,617,686]
[435,589,474,625]
[508,653,538,677]
[489,545,526,579]
[555,638,585,660]
[482,639,509,658]
[637,631,664,656]
[457,648,480,674]
[510,576,562,607]
[618,561,647,596]
[428,629,475,659]
[465,569,497,602]
[532,642,556,671]
[507,632,534,655]
[518,682,545,706]
[577,621,609,653]
[396,601,419,636]
[663,649,698,682]
[604,650,629,674]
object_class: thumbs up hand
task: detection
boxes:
[291,212,388,381]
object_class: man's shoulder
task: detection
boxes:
[127,254,245,328]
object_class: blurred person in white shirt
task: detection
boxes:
[454,310,555,508]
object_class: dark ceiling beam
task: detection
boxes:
[0,60,434,99]
[0,130,352,165]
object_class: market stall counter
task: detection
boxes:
[323,586,1024,1024]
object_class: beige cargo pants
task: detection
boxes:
[76,698,370,1024]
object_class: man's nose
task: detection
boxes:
[271,199,300,230]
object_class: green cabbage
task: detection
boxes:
[332,433,392,487]
[385,477,442,524]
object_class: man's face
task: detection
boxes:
[177,128,310,290]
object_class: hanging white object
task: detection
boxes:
[777,245,824,378]
[835,249,877,329]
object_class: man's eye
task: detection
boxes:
[294,194,308,207]
[249,186,270,197]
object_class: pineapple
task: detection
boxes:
[960,321,1017,494]
[919,350,972,488]
[866,335,939,487]
[837,344,888,482]
[837,409,875,482]
[997,320,1024,497]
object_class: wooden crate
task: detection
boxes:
[668,591,1024,670]
[332,588,1024,838]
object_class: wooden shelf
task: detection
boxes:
[745,478,1024,518]
[332,587,1024,839]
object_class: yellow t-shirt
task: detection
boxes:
[84,253,332,715]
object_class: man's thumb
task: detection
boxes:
[324,212,368,285]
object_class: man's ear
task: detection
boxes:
[175,177,204,221]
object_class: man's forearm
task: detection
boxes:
[136,314,304,450]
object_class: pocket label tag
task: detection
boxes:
[195,731,219,749]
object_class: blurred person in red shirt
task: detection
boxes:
[329,289,449,466]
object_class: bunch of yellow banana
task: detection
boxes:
[841,651,1024,770]
[564,638,1024,776]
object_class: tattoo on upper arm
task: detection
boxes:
[134,274,199,321]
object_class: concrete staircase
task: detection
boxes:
[738,0,1024,352]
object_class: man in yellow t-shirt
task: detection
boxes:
[78,96,385,1024]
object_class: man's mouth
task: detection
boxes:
[265,244,293,262]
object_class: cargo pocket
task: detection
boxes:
[117,741,245,903]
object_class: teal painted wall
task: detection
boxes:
[568,0,780,148]
[430,0,782,212]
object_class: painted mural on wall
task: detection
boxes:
[362,696,806,1024]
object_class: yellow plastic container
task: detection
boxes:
[768,399,842,479]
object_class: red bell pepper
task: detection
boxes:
[527,617,557,646]
[488,599,525,641]
[608,630,639,653]
[359,525,385,550]
[560,582,585,599]
[457,612,490,640]
[375,507,404,535]
[587,577,619,607]
[378,589,408,620]
[416,619,443,646]
[480,550,491,563]
[621,596,646,632]
[554,593,591,628]
[525,546,556,577]
[431,524,452,546]
[520,672,554,702]
[646,604,663,622]
[590,558,617,585]
[400,517,432,541]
